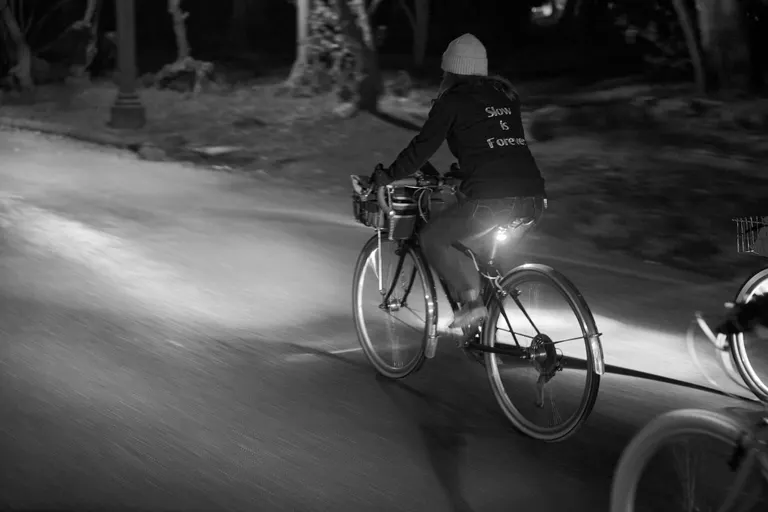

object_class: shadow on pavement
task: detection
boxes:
[375,374,478,512]
[3,294,762,511]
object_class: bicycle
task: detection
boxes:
[716,217,768,402]
[350,163,605,442]
[609,303,768,512]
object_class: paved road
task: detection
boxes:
[0,130,762,512]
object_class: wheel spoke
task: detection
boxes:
[495,296,522,347]
[385,310,424,334]
[671,442,698,511]
[403,306,425,325]
[510,292,541,335]
[547,390,563,428]
[496,326,585,346]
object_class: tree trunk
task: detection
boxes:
[412,0,428,69]
[671,0,708,94]
[368,0,385,15]
[167,0,191,61]
[154,0,213,94]
[333,0,382,112]
[349,0,375,49]
[0,3,34,90]
[398,0,429,69]
[284,0,311,89]
[697,0,752,93]
[84,0,102,72]
[70,0,103,78]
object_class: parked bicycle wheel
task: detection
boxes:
[352,235,436,379]
[610,409,768,512]
[483,264,602,442]
[730,268,768,401]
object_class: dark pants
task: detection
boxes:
[420,195,545,301]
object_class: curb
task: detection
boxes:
[0,116,146,151]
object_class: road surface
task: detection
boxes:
[0,130,762,512]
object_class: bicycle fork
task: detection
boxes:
[377,229,384,293]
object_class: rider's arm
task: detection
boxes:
[387,96,457,181]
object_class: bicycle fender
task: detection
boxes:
[589,333,605,376]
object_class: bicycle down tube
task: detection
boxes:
[379,239,533,359]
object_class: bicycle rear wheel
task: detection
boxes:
[729,268,768,401]
[610,409,768,512]
[352,234,436,379]
[483,264,602,442]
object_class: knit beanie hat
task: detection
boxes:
[441,34,488,77]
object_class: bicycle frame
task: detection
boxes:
[373,228,545,361]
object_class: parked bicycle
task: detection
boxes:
[610,300,768,511]
[350,163,605,442]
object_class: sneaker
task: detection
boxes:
[449,302,488,329]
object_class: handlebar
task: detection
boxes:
[376,175,458,219]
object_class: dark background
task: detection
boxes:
[8,0,657,85]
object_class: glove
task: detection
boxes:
[716,308,748,336]
[370,164,394,189]
[715,297,768,336]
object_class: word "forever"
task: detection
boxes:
[487,137,527,148]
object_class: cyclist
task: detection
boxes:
[716,293,768,338]
[370,33,547,329]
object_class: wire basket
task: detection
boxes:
[352,188,422,240]
[733,216,768,256]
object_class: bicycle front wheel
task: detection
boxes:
[483,264,602,442]
[610,409,768,512]
[730,268,768,401]
[352,234,437,379]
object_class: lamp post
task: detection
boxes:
[109,0,146,129]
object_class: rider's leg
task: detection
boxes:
[420,199,488,328]
[421,196,546,328]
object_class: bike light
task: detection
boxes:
[495,229,508,242]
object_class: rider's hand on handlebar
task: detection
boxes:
[445,162,462,180]
[715,302,749,336]
[370,163,394,189]
[714,295,768,337]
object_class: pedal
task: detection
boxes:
[461,343,486,367]
[458,330,485,367]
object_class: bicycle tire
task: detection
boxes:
[610,409,751,512]
[483,263,602,442]
[730,267,768,401]
[352,235,436,379]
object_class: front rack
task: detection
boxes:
[733,217,768,257]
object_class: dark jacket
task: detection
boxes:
[387,76,545,199]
